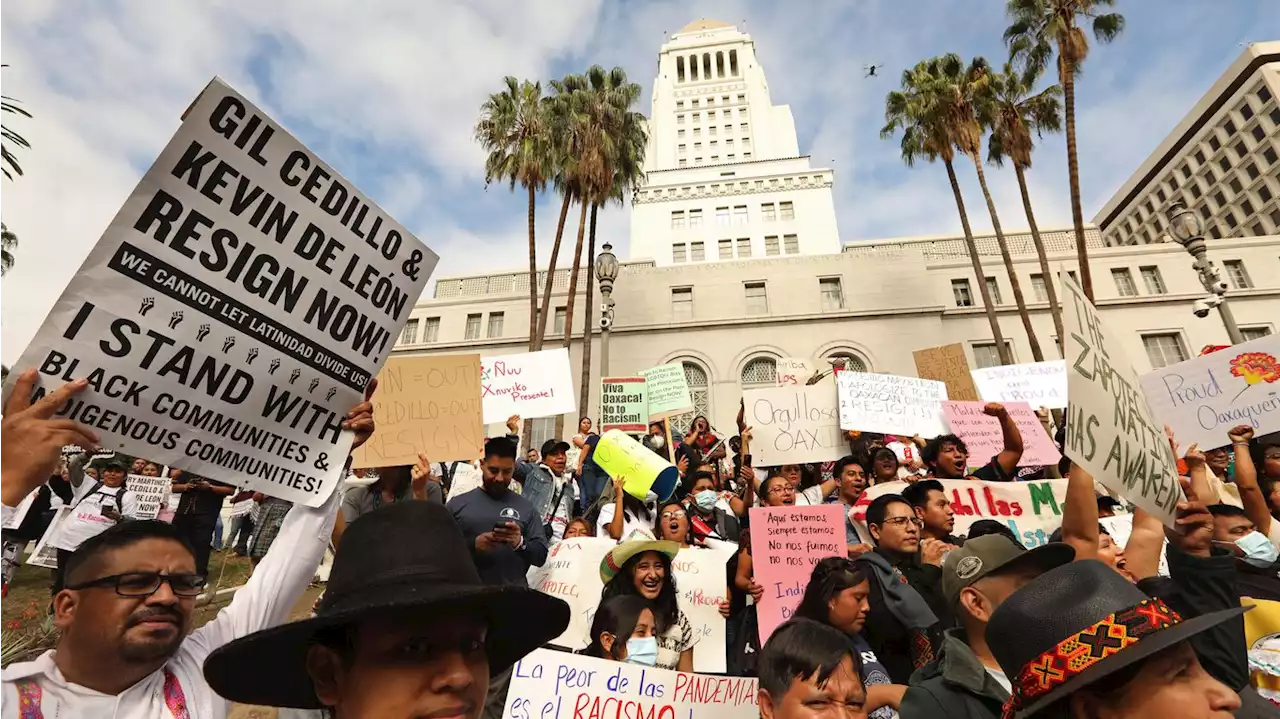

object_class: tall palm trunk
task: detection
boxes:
[1015,163,1065,353]
[578,204,599,420]
[1061,61,1093,301]
[554,200,590,438]
[534,193,574,349]
[945,158,1011,364]
[971,158,1044,362]
[525,185,539,351]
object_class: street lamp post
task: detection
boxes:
[1164,201,1245,345]
[594,241,619,377]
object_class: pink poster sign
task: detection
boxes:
[749,503,845,644]
[941,400,1061,468]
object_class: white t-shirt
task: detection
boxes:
[887,441,926,478]
[53,485,140,551]
[794,485,829,507]
[985,666,1013,694]
[596,503,656,541]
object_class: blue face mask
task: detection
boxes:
[625,636,658,666]
[1235,531,1279,567]
[694,489,717,511]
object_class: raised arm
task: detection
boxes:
[1,372,98,508]
[985,403,1024,478]
[604,475,627,540]
[1227,425,1270,538]
[1121,507,1165,581]
[1062,462,1100,562]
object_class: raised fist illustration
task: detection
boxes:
[222,336,236,353]
[168,311,184,329]
[325,387,337,401]
[289,369,301,384]
[269,359,281,375]
[139,297,155,316]
[308,378,320,394]
[197,324,211,342]
[246,348,259,365]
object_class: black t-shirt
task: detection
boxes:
[176,479,234,517]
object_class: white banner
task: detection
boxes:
[836,371,948,437]
[971,360,1068,409]
[505,648,757,719]
[528,537,735,673]
[1,79,435,507]
[775,357,817,387]
[743,384,846,466]
[126,474,172,520]
[1139,334,1280,451]
[1060,273,1181,525]
[481,348,577,424]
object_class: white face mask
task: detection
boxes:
[1236,530,1279,567]
[650,435,665,449]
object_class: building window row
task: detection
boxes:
[667,277,845,318]
[672,202,794,230]
[675,49,740,83]
[952,271,1080,308]
[398,317,442,345]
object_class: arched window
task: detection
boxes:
[740,356,778,388]
[670,360,711,433]
[826,351,869,373]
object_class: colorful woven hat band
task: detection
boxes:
[1001,597,1183,719]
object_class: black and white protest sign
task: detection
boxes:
[3,79,436,506]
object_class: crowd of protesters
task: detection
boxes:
[3,365,1280,719]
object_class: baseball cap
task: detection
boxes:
[540,439,570,457]
[942,534,1075,605]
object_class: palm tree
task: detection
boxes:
[475,77,552,350]
[2,65,32,182]
[883,60,1012,364]
[1005,0,1125,301]
[988,59,1065,353]
[1,223,16,275]
[929,54,1044,363]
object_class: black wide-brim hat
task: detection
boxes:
[987,559,1248,717]
[203,500,570,709]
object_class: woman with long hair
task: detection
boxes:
[599,541,695,671]
[582,595,658,665]
[598,475,656,540]
[869,448,900,486]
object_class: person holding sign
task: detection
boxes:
[581,595,659,666]
[599,473,658,541]
[758,618,869,719]
[922,403,1023,482]
[599,540,697,671]
[51,456,142,591]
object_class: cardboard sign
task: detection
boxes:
[480,348,576,424]
[126,473,173,520]
[850,478,1069,548]
[641,364,693,419]
[505,648,757,719]
[27,507,72,569]
[1139,334,1280,451]
[941,401,1061,467]
[593,429,679,502]
[836,371,948,437]
[914,343,981,401]
[1060,273,1180,525]
[971,360,1068,409]
[776,357,817,387]
[352,354,484,468]
[601,377,649,433]
[750,504,845,643]
[526,537,737,673]
[0,79,436,507]
[744,385,846,466]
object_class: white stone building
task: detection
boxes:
[393,22,1280,446]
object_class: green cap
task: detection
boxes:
[942,534,1075,605]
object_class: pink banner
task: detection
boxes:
[941,401,1061,468]
[749,504,845,644]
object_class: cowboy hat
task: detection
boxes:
[203,500,570,709]
[987,559,1248,717]
[599,539,681,583]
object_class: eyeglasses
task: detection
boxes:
[768,485,797,495]
[65,572,207,598]
[662,510,686,520]
[881,516,924,528]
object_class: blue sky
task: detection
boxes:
[2,0,1276,362]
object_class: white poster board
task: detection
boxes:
[527,537,735,673]
[1060,273,1180,525]
[775,357,817,387]
[1139,334,1280,451]
[28,507,72,569]
[836,371,948,437]
[971,360,1068,409]
[641,364,694,419]
[480,348,577,424]
[1,491,39,530]
[744,384,846,466]
[0,78,436,507]
[505,648,757,719]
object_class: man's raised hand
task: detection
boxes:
[2,370,100,506]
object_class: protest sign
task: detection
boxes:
[776,357,817,387]
[913,343,981,401]
[744,385,845,466]
[601,376,648,433]
[126,473,172,520]
[352,354,484,468]
[0,79,436,507]
[941,401,1061,467]
[971,360,1068,409]
[528,537,736,672]
[1139,334,1280,451]
[836,371,948,437]
[1,491,38,531]
[849,478,1069,548]
[1060,272,1180,525]
[641,364,693,419]
[593,430,679,502]
[505,648,757,719]
[750,504,844,643]
[480,348,576,424]
[27,507,71,570]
